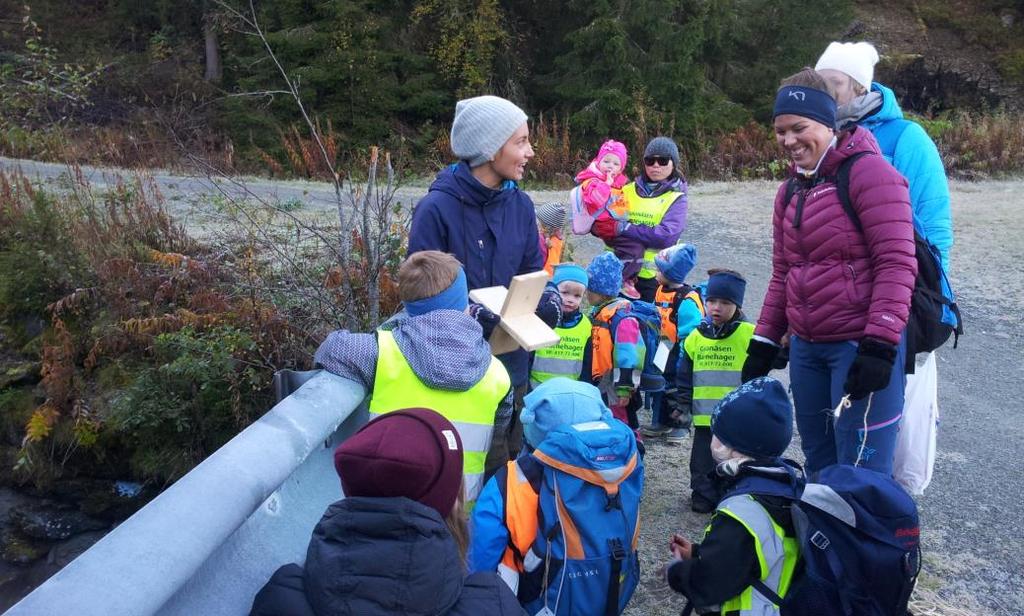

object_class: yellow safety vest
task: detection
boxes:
[621,182,683,279]
[530,315,591,388]
[369,329,511,507]
[709,494,799,615]
[683,322,754,427]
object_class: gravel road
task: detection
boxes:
[3,157,1022,615]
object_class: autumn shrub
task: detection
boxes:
[0,157,407,488]
[923,111,1024,178]
[106,326,269,484]
[525,113,587,188]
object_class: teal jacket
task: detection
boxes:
[861,83,953,270]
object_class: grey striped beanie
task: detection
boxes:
[451,95,528,167]
[536,203,566,231]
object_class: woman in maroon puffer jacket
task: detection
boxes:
[742,69,917,475]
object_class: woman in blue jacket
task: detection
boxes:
[815,41,953,269]
[409,95,549,475]
[815,41,952,490]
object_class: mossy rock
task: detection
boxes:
[879,53,925,72]
[0,527,47,565]
[0,363,41,390]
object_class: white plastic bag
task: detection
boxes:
[893,352,939,495]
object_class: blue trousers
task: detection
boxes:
[789,335,906,475]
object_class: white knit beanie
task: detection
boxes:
[450,95,529,167]
[815,41,880,90]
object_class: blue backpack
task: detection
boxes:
[520,419,644,616]
[609,299,663,377]
[727,463,921,616]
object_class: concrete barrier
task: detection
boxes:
[5,371,368,616]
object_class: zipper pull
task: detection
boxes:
[478,239,484,250]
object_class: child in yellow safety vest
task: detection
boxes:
[677,269,753,513]
[314,251,512,508]
[640,243,706,444]
[665,377,799,616]
[585,252,647,428]
[529,264,592,388]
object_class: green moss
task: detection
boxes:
[998,49,1024,85]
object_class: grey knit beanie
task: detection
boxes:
[643,136,680,169]
[451,95,529,167]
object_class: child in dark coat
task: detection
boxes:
[665,377,800,616]
[251,408,526,616]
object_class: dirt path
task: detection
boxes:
[4,156,1023,615]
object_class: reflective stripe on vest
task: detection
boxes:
[368,329,510,507]
[714,495,799,615]
[530,315,591,388]
[683,322,754,426]
[621,182,683,279]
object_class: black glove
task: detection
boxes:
[772,344,790,370]
[843,337,897,400]
[741,339,780,382]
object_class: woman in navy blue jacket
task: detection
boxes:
[409,95,549,475]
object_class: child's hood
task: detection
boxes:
[388,309,494,391]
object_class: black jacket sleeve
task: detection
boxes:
[666,514,762,610]
[580,338,594,384]
[250,563,316,616]
[675,350,695,410]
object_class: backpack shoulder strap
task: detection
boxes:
[782,177,799,208]
[832,150,874,233]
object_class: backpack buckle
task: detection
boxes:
[605,492,622,511]
[810,531,831,550]
[609,538,626,560]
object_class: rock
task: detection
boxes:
[0,363,41,390]
[46,530,105,568]
[53,478,153,520]
[0,527,47,565]
[9,504,107,541]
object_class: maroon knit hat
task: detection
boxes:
[333,408,464,517]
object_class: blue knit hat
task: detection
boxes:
[552,263,588,288]
[711,377,793,458]
[706,270,747,307]
[654,244,698,284]
[586,252,623,297]
[521,378,614,448]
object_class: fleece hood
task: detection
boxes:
[386,309,492,391]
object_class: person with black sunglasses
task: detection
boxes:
[603,136,689,303]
